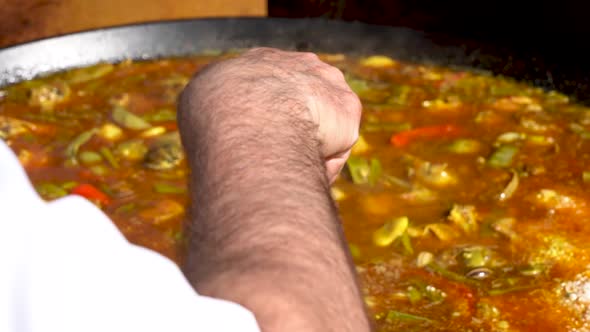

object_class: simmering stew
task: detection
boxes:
[2,53,590,331]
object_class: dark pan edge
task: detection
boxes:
[0,18,588,104]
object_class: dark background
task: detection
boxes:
[269,0,589,61]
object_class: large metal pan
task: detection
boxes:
[0,18,588,103]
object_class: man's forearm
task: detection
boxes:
[179,83,370,331]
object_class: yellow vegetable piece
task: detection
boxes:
[492,217,518,240]
[416,251,434,268]
[372,216,409,247]
[416,162,457,187]
[351,135,370,155]
[139,199,184,225]
[364,296,377,308]
[360,55,397,68]
[448,204,479,233]
[407,226,423,238]
[115,139,148,161]
[140,126,167,138]
[422,97,462,110]
[99,123,123,141]
[17,149,33,166]
[535,189,576,209]
[330,187,347,201]
[423,223,460,241]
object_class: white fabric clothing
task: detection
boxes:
[0,141,260,332]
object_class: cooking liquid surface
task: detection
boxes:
[2,54,590,331]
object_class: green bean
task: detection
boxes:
[519,264,547,277]
[35,182,68,200]
[383,174,412,190]
[65,128,97,161]
[345,75,370,95]
[346,156,370,184]
[112,106,151,130]
[368,158,382,186]
[65,63,114,84]
[100,147,120,168]
[115,203,136,214]
[427,263,479,287]
[498,171,519,201]
[143,108,177,122]
[362,122,411,133]
[79,151,103,165]
[487,284,538,296]
[388,84,411,105]
[385,310,433,323]
[153,182,186,194]
[401,231,414,255]
[60,181,78,190]
[447,139,481,154]
[488,145,519,168]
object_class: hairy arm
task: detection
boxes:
[178,49,371,332]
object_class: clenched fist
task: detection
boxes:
[179,47,362,183]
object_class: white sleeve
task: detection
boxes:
[0,141,260,332]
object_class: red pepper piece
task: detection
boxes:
[71,183,110,206]
[390,124,461,147]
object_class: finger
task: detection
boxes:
[325,150,352,184]
[316,88,362,157]
[310,63,347,87]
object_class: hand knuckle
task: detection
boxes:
[248,47,272,53]
[347,92,362,115]
[327,65,345,78]
[300,52,319,60]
